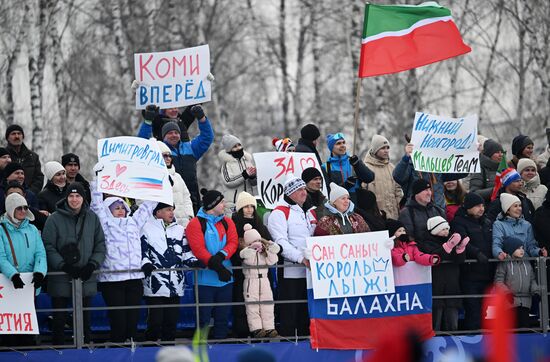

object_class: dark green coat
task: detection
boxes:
[43,199,105,297]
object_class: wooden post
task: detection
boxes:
[352,78,363,156]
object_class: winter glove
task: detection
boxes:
[476,252,489,264]
[178,106,196,128]
[62,263,81,279]
[141,263,155,277]
[402,253,410,262]
[142,105,160,124]
[455,236,470,254]
[242,170,250,180]
[190,105,205,120]
[442,233,462,254]
[344,176,358,190]
[32,272,45,289]
[208,252,226,270]
[216,266,232,282]
[349,155,359,166]
[11,274,25,289]
[79,263,96,282]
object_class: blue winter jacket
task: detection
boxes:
[0,216,47,294]
[323,153,374,203]
[195,208,233,287]
[492,214,540,258]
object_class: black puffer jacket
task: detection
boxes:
[6,143,44,195]
[451,207,495,283]
[533,193,550,250]
[38,181,69,213]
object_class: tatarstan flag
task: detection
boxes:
[358,2,471,78]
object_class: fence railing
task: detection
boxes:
[1,257,548,351]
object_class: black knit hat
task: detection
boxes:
[0,147,9,157]
[61,153,80,167]
[153,202,175,215]
[482,139,503,158]
[300,124,321,141]
[386,219,405,237]
[67,182,86,199]
[502,237,524,256]
[511,135,533,158]
[463,192,485,210]
[412,179,431,197]
[201,188,224,211]
[5,124,24,140]
[4,162,23,178]
[301,167,322,184]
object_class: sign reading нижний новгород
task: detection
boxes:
[410,112,480,173]
[134,45,211,109]
[306,231,394,300]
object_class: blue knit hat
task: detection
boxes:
[326,133,345,153]
[502,237,524,256]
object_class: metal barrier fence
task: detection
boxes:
[1,257,548,351]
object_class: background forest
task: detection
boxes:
[1,0,549,189]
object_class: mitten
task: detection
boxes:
[216,267,232,282]
[11,274,25,289]
[208,252,225,269]
[476,252,489,264]
[349,155,359,166]
[142,104,159,123]
[455,236,470,254]
[190,105,205,120]
[62,263,81,279]
[32,272,44,289]
[141,263,155,277]
[79,263,96,281]
[442,233,461,254]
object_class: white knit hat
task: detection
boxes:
[156,140,171,154]
[284,175,306,196]
[5,193,34,222]
[369,134,390,155]
[500,193,521,213]
[236,191,257,212]
[329,182,349,203]
[221,134,241,152]
[517,158,537,175]
[243,223,262,246]
[427,216,449,236]
[44,161,65,181]
[155,346,194,362]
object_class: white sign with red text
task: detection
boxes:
[306,231,394,299]
[253,152,327,209]
[134,45,211,109]
[0,273,39,334]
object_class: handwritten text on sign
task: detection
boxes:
[134,45,211,109]
[307,231,394,299]
[410,112,480,173]
[97,136,173,205]
[253,152,327,209]
[0,273,39,334]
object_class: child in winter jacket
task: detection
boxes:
[141,203,200,341]
[240,223,280,338]
[494,236,539,328]
[418,216,469,331]
[90,173,157,343]
[387,219,439,267]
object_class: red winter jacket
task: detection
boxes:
[186,216,239,265]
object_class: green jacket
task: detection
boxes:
[43,199,106,297]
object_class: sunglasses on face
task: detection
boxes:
[333,133,345,140]
[15,206,29,212]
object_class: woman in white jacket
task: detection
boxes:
[518,158,548,210]
[157,141,194,227]
[218,134,257,215]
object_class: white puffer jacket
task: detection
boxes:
[267,199,317,279]
[218,150,257,214]
[141,217,198,297]
[168,166,194,228]
[522,175,548,210]
[90,181,156,282]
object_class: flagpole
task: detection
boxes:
[352,77,363,156]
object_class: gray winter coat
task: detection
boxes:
[469,154,498,203]
[495,258,539,308]
[43,199,106,297]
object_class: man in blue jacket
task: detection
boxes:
[322,133,374,203]
[138,105,214,213]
